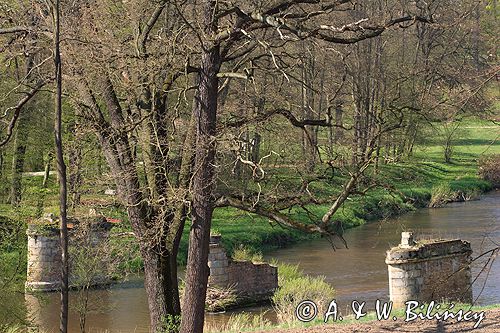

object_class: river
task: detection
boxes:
[26,191,500,332]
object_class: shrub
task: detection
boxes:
[429,183,457,207]
[275,262,304,285]
[232,245,263,263]
[429,178,489,207]
[479,154,500,188]
[272,264,335,325]
[205,285,238,312]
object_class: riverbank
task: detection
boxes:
[176,154,496,266]
[253,306,500,333]
[173,123,498,264]
[0,122,498,271]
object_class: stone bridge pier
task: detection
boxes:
[386,232,473,307]
[25,216,113,292]
[25,224,61,291]
[208,235,278,303]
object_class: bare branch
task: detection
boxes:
[215,196,325,234]
[137,1,168,56]
[0,26,31,35]
[0,80,49,147]
[223,107,352,130]
[217,72,249,79]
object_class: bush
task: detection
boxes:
[429,177,490,207]
[272,263,335,325]
[232,245,263,263]
[275,262,304,285]
[479,154,500,188]
[429,183,457,207]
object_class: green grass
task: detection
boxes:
[1,119,499,268]
[207,302,500,332]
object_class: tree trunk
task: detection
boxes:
[300,51,317,172]
[81,74,185,332]
[10,119,28,206]
[250,133,261,163]
[53,1,69,332]
[10,34,35,206]
[42,152,53,188]
[69,143,82,211]
[141,241,181,330]
[334,104,344,144]
[102,132,183,330]
[180,3,220,331]
[0,150,4,178]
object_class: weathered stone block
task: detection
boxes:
[387,233,472,308]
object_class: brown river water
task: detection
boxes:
[23,191,500,332]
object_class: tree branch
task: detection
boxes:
[0,80,49,147]
[223,108,352,130]
[137,1,168,56]
[216,5,431,45]
[0,26,31,35]
[215,196,325,234]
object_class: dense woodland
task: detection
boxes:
[0,1,499,332]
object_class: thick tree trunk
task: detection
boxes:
[180,3,220,330]
[10,120,27,206]
[141,242,181,330]
[80,74,184,332]
[105,141,182,331]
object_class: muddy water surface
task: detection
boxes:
[29,191,500,332]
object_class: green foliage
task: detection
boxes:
[204,285,239,312]
[274,262,304,285]
[205,312,271,333]
[232,245,264,263]
[430,177,492,207]
[272,263,335,325]
[159,314,181,333]
[2,324,24,333]
[0,216,28,328]
[210,228,221,236]
[429,183,456,207]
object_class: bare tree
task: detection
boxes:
[50,0,69,331]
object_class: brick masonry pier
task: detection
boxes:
[208,235,278,304]
[26,224,61,291]
[25,216,113,292]
[386,232,473,307]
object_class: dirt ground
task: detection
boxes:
[259,308,500,333]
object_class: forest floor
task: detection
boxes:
[256,307,500,333]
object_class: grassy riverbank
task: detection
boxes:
[206,303,500,333]
[0,121,498,269]
[176,122,499,264]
